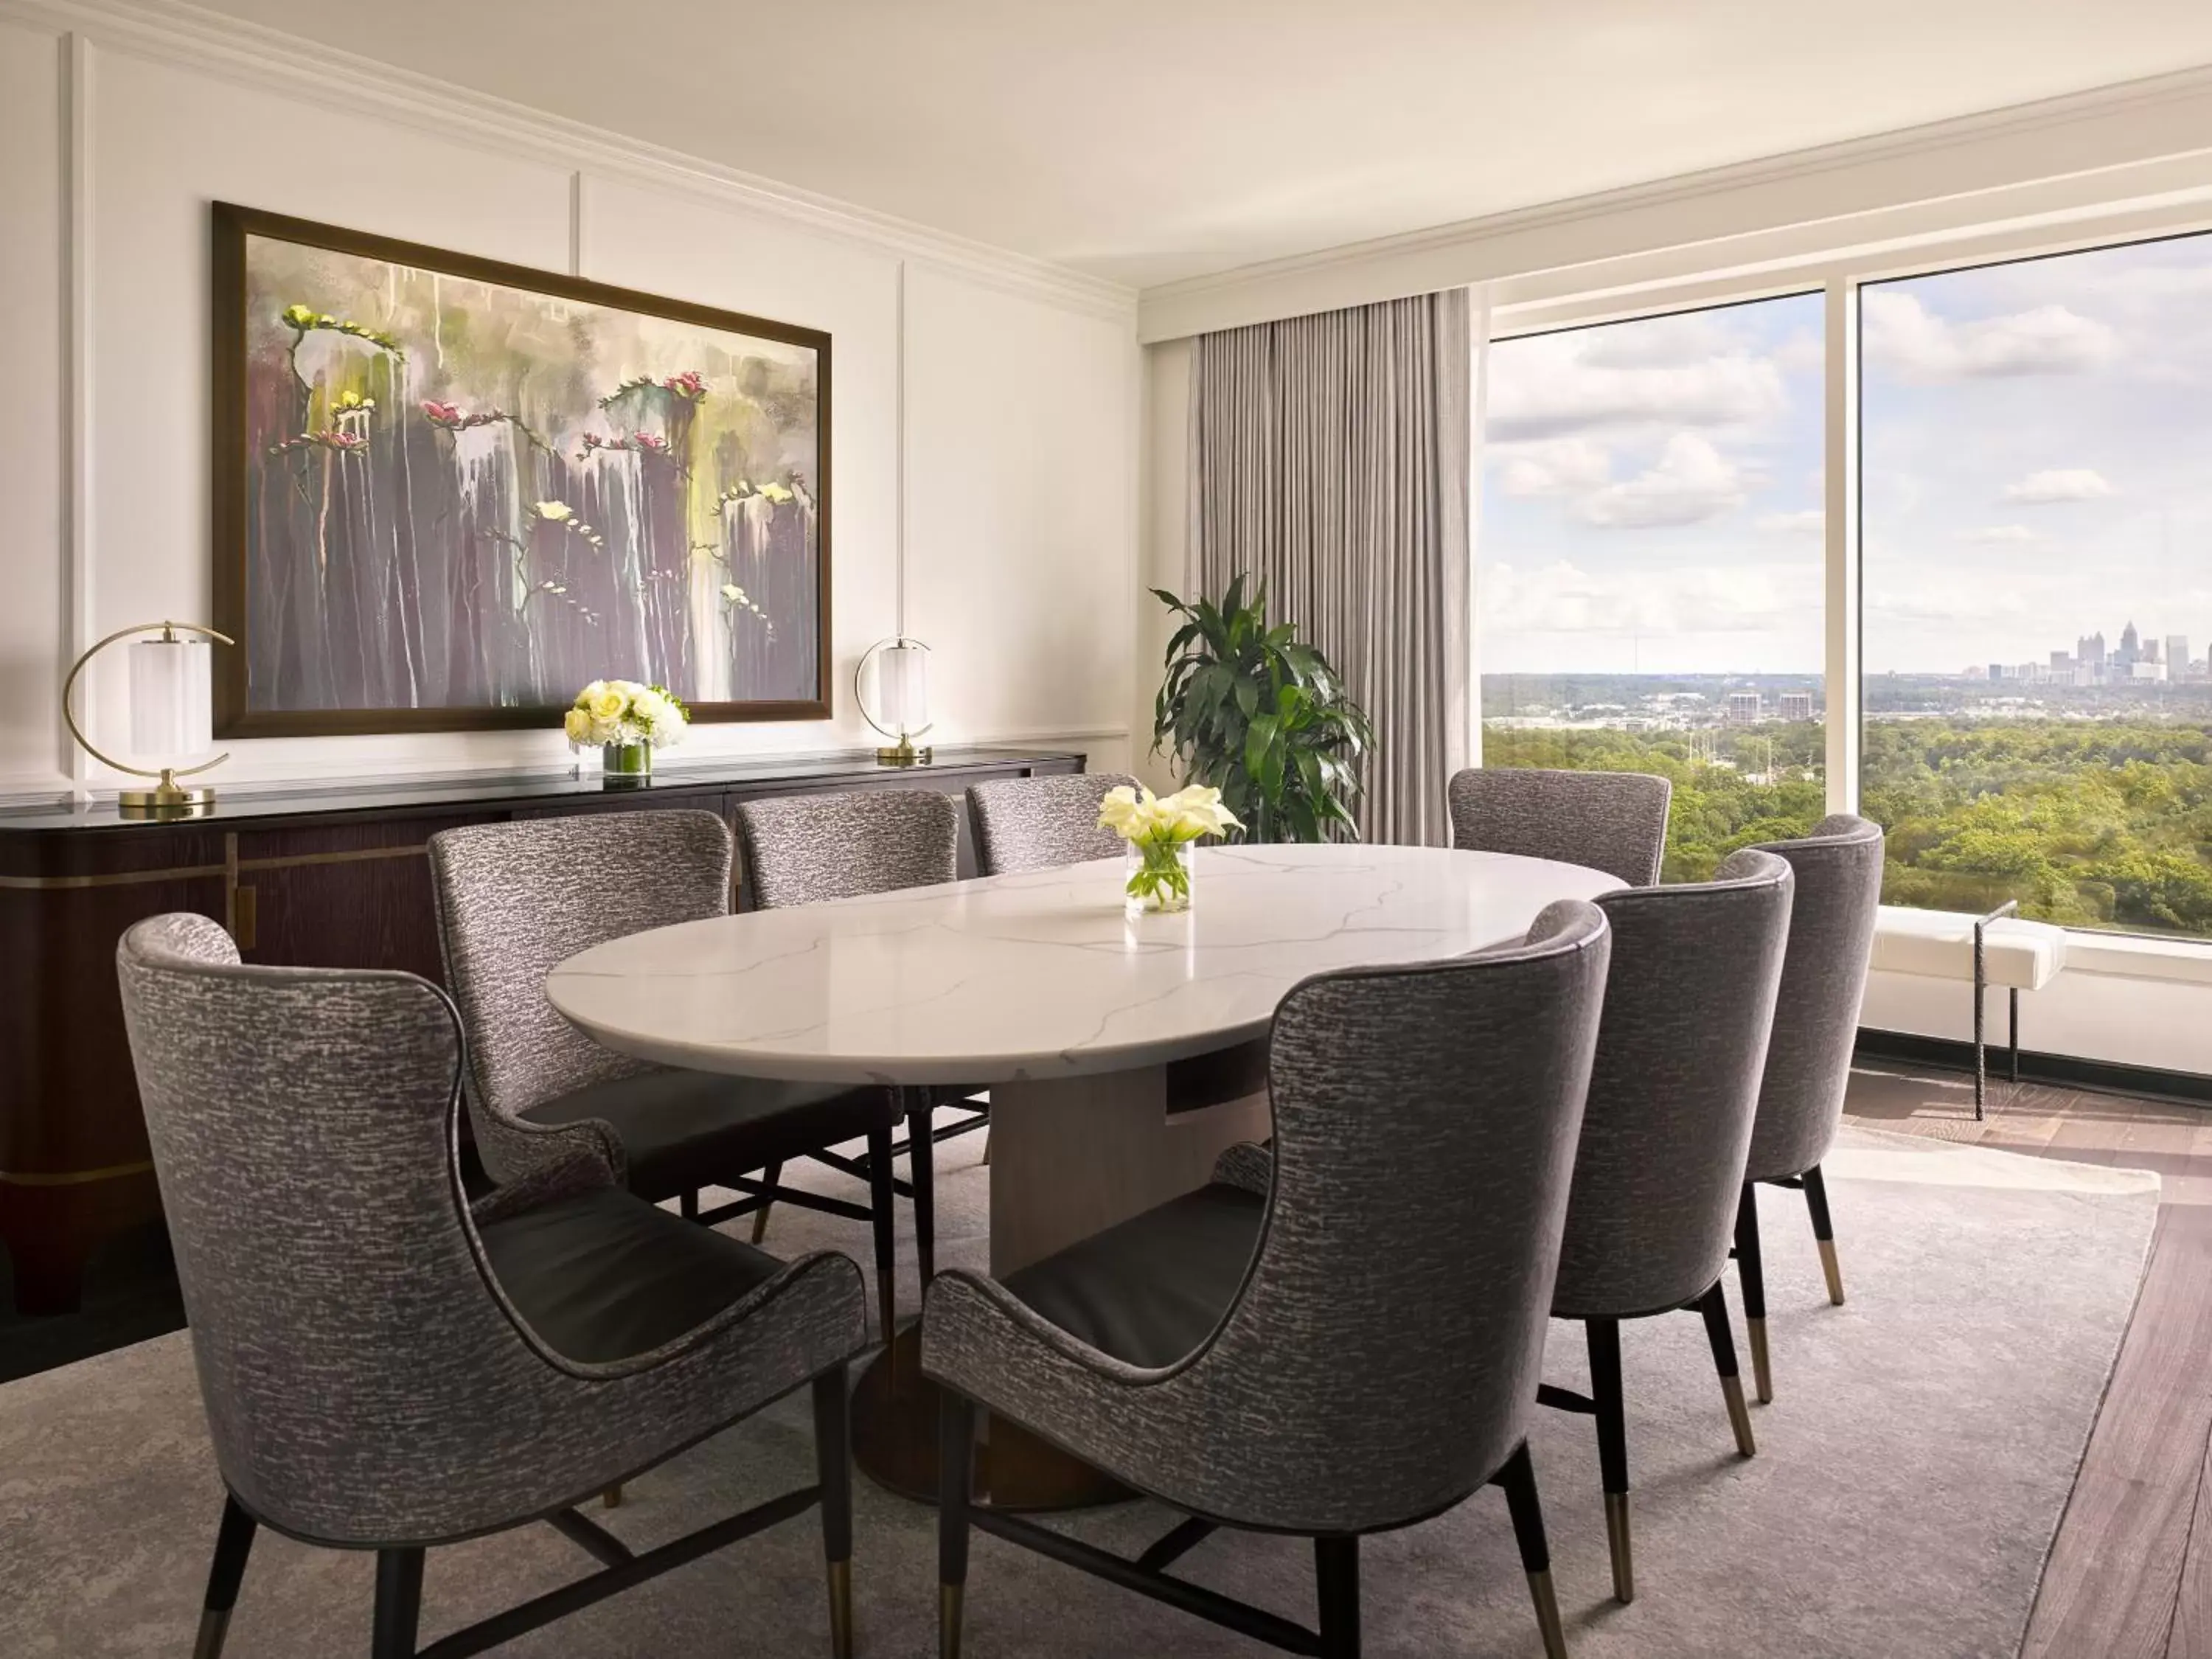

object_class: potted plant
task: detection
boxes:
[1150,576,1374,843]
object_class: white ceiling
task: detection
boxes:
[190,0,2212,291]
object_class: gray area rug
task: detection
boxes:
[0,1121,2156,1658]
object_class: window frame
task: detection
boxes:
[1477,198,2212,955]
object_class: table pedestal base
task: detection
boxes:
[849,1051,1272,1512]
[849,1328,1133,1511]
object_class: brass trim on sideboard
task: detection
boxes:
[0,846,429,891]
[0,1160,156,1187]
[0,865,227,891]
[235,844,428,872]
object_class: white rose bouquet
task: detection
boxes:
[563,678,689,762]
[1097,783,1242,914]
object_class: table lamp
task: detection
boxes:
[61,621,234,816]
[856,636,933,767]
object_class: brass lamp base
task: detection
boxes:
[117,771,217,819]
[875,739,933,768]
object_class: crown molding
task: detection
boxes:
[0,0,1136,321]
[1139,58,2212,341]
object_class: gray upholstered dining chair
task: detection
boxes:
[1734,814,1885,1402]
[922,899,1615,1659]
[1540,848,1793,1606]
[732,787,966,1281]
[116,914,868,1659]
[428,811,908,1361]
[967,771,1140,876]
[1447,765,1673,886]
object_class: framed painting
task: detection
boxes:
[211,202,831,737]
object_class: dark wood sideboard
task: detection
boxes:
[0,745,1083,1316]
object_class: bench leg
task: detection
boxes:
[1972,985,1986,1121]
[2009,987,2020,1085]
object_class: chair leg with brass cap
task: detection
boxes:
[1586,1318,1633,1604]
[1804,1164,1846,1305]
[193,1494,258,1659]
[602,1485,622,1509]
[813,1366,855,1659]
[939,1392,976,1659]
[1734,1184,1773,1404]
[1493,1441,1571,1659]
[1696,1280,1757,1458]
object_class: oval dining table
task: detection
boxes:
[546,839,1618,1510]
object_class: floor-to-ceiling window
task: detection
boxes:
[1477,294,1828,880]
[1861,232,2212,939]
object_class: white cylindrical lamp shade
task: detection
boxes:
[127,637,213,765]
[877,641,930,733]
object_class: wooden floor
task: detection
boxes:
[1846,1062,2212,1659]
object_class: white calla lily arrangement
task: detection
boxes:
[1098,783,1242,914]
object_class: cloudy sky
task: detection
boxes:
[1476,231,2212,677]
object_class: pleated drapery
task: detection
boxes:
[1187,291,1470,846]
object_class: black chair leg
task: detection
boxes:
[813,1366,855,1659]
[679,1189,699,1222]
[1493,1443,1568,1659]
[1314,1534,1360,1659]
[751,1161,784,1245]
[192,1493,258,1659]
[371,1548,424,1659]
[1735,1183,1770,1404]
[1804,1163,1845,1306]
[939,1394,976,1659]
[907,1093,938,1290]
[866,1121,899,1347]
[1695,1280,1757,1458]
[1586,1317,1632,1604]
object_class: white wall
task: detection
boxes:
[0,11,1138,792]
[1131,338,1191,792]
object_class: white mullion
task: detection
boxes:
[1823,274,1861,815]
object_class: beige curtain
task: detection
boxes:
[1187,290,1470,846]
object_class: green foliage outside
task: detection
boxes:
[1485,717,2212,939]
[1482,723,1826,884]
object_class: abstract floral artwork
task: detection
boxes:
[212,204,830,736]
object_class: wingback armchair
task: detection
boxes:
[116,914,868,1659]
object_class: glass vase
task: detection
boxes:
[1124,838,1194,917]
[603,740,653,783]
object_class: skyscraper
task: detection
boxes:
[2119,620,2141,667]
[1726,691,1761,723]
[1779,691,1815,722]
[2169,635,2191,679]
[2080,631,2107,670]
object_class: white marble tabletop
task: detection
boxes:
[546,842,1618,1085]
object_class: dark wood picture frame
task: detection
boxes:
[211,202,833,738]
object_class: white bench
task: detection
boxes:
[1869,902,2068,1118]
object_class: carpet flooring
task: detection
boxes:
[0,1121,2156,1658]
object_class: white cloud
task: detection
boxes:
[2003,468,2114,504]
[1756,509,1825,535]
[1482,558,1799,636]
[1492,437,1610,498]
[1486,330,1788,441]
[1956,524,2039,543]
[1862,291,2118,381]
[1772,330,1825,374]
[1864,577,2034,626]
[1574,433,1745,529]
